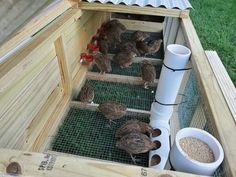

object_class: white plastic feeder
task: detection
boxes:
[149,44,191,169]
[170,128,224,176]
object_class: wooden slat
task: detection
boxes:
[0,0,74,58]
[19,87,63,151]
[205,51,236,122]
[113,18,163,32]
[55,36,72,95]
[87,71,159,86]
[0,49,55,118]
[181,17,236,177]
[0,58,60,148]
[166,18,180,47]
[107,54,163,65]
[70,101,150,115]
[0,148,203,177]
[77,2,189,18]
[31,95,70,152]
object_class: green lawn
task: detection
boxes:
[190,0,236,85]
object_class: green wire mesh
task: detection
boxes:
[76,79,156,110]
[51,107,150,167]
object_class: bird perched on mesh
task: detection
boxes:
[113,51,137,68]
[116,132,157,163]
[115,119,153,138]
[141,60,156,89]
[131,31,150,42]
[79,84,95,104]
[136,39,162,56]
[94,53,112,74]
[98,101,127,124]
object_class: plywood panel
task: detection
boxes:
[0,58,60,148]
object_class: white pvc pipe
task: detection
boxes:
[149,44,191,169]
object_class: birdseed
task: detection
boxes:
[179,137,215,163]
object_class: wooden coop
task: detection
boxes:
[0,0,236,176]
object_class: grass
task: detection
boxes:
[190,0,236,85]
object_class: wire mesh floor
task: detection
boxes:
[75,79,156,110]
[51,107,150,167]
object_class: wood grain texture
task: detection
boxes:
[0,148,204,177]
[87,71,159,86]
[77,2,189,18]
[113,18,163,32]
[0,0,73,57]
[206,51,236,122]
[0,58,60,148]
[181,17,236,177]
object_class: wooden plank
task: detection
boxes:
[0,0,73,58]
[0,58,60,148]
[190,101,207,129]
[107,54,163,65]
[0,148,204,177]
[19,87,63,151]
[0,49,56,118]
[77,2,189,18]
[87,71,159,86]
[205,51,236,122]
[70,101,150,115]
[55,36,72,96]
[113,18,163,32]
[31,95,70,152]
[0,9,82,81]
[72,65,88,99]
[181,17,236,177]
[0,0,50,46]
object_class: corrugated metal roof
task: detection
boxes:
[82,0,192,10]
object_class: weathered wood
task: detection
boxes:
[166,18,180,48]
[70,101,151,115]
[87,71,159,86]
[181,17,236,177]
[0,148,204,177]
[206,51,236,122]
[113,18,163,32]
[0,0,74,58]
[77,2,189,18]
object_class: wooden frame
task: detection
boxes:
[0,0,235,176]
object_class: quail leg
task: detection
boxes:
[144,82,149,89]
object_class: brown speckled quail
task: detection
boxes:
[132,31,150,42]
[116,132,157,163]
[118,41,140,56]
[141,60,156,89]
[113,51,137,68]
[98,101,127,124]
[101,19,127,45]
[94,53,112,74]
[79,84,94,103]
[136,39,162,56]
[115,119,153,138]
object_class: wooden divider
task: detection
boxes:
[0,148,203,177]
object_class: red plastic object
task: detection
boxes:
[87,44,99,51]
[80,53,94,63]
